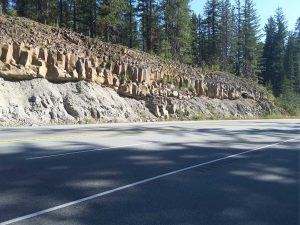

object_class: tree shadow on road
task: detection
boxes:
[0,123,299,225]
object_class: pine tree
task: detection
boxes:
[242,0,260,79]
[219,0,233,70]
[137,0,162,53]
[284,17,300,94]
[126,0,138,48]
[203,0,221,66]
[191,13,200,65]
[98,0,127,43]
[261,8,288,96]
[293,17,300,94]
[273,8,287,95]
[261,16,276,85]
[232,0,243,76]
[162,0,192,63]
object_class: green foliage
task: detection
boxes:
[275,80,300,116]
[159,39,172,60]
[261,8,288,96]
[160,76,174,85]
[76,83,84,94]
[98,0,127,42]
[211,64,221,72]
[203,0,221,65]
[120,72,129,82]
[7,9,17,17]
[162,0,192,63]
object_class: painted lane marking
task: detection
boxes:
[26,143,150,160]
[0,137,299,225]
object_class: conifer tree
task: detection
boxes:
[98,0,127,43]
[242,0,260,79]
[219,0,233,70]
[191,13,200,65]
[261,8,288,96]
[162,0,192,63]
[203,0,221,65]
[261,17,276,85]
[232,0,243,76]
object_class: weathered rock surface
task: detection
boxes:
[0,14,279,125]
[0,14,264,100]
[0,78,156,126]
[0,78,277,126]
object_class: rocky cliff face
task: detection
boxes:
[0,15,277,125]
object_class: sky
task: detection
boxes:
[190,0,299,31]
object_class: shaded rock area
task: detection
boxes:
[0,78,156,126]
[0,78,275,126]
[0,15,278,125]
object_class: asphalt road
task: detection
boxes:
[0,119,299,225]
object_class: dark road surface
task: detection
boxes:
[0,120,299,225]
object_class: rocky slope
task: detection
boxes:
[0,14,278,126]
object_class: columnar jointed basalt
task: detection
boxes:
[0,14,268,119]
[0,42,260,99]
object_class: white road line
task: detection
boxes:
[1,137,299,225]
[26,143,149,160]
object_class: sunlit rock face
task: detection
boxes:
[0,14,278,124]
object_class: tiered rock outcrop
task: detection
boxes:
[0,14,271,121]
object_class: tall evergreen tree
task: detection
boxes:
[162,0,192,63]
[273,8,288,95]
[242,0,260,79]
[261,16,276,85]
[98,0,127,43]
[294,17,300,94]
[219,0,233,70]
[191,13,200,65]
[232,0,243,76]
[284,17,300,94]
[125,0,138,48]
[203,0,221,65]
[137,0,161,53]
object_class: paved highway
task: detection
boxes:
[0,119,299,225]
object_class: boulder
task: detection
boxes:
[46,65,71,81]
[172,90,179,97]
[95,76,105,85]
[0,67,36,80]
